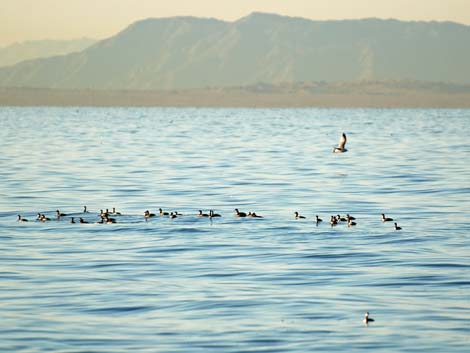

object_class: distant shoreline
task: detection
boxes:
[2,84,470,108]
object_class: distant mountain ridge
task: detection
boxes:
[1,12,469,89]
[0,38,97,68]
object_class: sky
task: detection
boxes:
[1,0,469,46]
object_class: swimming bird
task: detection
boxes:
[209,210,221,218]
[363,312,375,325]
[159,208,169,216]
[70,217,75,224]
[330,215,338,226]
[198,210,209,217]
[235,209,247,217]
[348,220,357,227]
[381,213,393,222]
[337,214,347,222]
[333,133,348,153]
[112,207,121,215]
[394,222,402,230]
[79,217,88,224]
[346,214,355,221]
[170,212,177,219]
[295,212,306,219]
[56,210,67,218]
[83,206,88,213]
[17,215,28,222]
[40,214,51,221]
[105,215,116,224]
[315,215,323,223]
[248,212,263,218]
[36,213,42,220]
[144,210,155,218]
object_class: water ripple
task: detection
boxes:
[0,107,469,352]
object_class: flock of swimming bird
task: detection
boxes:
[13,133,391,324]
[16,206,403,231]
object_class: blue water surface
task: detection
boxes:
[0,107,469,352]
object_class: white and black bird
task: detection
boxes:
[333,133,348,153]
[17,215,28,222]
[363,312,375,325]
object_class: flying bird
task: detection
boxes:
[333,133,348,153]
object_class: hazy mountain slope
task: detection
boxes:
[0,13,469,89]
[0,38,97,67]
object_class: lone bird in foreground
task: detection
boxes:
[333,133,348,153]
[363,312,375,325]
[394,222,402,231]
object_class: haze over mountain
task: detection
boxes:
[0,12,469,89]
[0,38,97,68]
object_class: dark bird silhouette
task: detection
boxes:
[235,209,247,217]
[209,210,221,217]
[144,210,155,218]
[17,215,28,222]
[295,211,306,219]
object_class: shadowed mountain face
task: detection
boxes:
[1,12,469,89]
[0,38,97,68]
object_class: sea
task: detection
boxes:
[0,107,469,352]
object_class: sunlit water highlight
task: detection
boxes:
[0,107,469,352]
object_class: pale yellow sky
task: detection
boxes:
[1,0,469,46]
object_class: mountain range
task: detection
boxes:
[1,12,469,89]
[0,38,97,68]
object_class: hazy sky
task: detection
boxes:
[1,0,469,46]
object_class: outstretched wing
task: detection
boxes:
[337,133,347,150]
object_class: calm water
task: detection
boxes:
[0,107,469,352]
